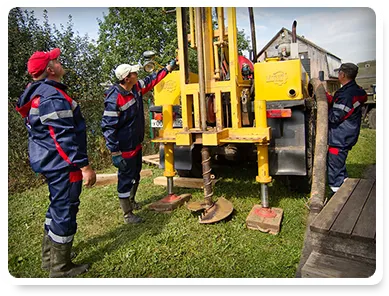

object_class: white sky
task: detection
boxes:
[0,0,389,288]
[22,6,375,64]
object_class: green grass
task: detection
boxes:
[8,128,376,278]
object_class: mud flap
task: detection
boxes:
[159,143,195,170]
[267,107,307,176]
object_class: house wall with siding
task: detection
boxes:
[257,31,341,91]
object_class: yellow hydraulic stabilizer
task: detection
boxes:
[149,94,193,212]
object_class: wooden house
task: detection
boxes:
[256,27,342,93]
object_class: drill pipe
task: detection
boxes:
[195,7,213,206]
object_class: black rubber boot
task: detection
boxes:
[49,240,89,278]
[41,230,76,271]
[119,198,143,224]
[129,183,142,210]
[41,230,51,271]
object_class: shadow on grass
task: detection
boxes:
[211,161,305,208]
[76,188,200,268]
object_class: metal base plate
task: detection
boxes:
[187,197,234,224]
[246,205,283,235]
[148,193,192,213]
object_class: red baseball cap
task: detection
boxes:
[27,48,61,78]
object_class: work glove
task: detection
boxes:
[112,153,127,171]
[167,58,178,72]
[325,91,333,105]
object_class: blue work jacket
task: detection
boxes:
[101,68,168,155]
[327,80,367,149]
[16,79,89,173]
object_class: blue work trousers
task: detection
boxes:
[327,146,349,193]
[43,169,82,244]
[117,149,142,199]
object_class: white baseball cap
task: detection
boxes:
[115,64,140,80]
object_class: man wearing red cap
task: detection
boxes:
[101,59,177,224]
[16,48,96,277]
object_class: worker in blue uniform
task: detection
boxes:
[16,48,96,277]
[326,63,367,195]
[101,59,177,224]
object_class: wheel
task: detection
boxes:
[367,108,376,129]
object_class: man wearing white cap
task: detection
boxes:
[101,59,177,223]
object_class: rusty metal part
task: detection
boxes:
[308,79,328,213]
[201,147,213,206]
[186,200,209,212]
[292,20,297,43]
[199,197,234,224]
[241,88,251,126]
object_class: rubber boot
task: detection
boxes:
[129,183,142,210]
[49,240,89,278]
[41,230,51,271]
[42,230,76,271]
[119,198,143,224]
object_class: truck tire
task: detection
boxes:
[367,108,376,129]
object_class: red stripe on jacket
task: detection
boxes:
[15,95,40,118]
[116,93,135,108]
[122,144,142,158]
[141,70,168,95]
[48,125,72,164]
[56,88,73,105]
[343,94,368,120]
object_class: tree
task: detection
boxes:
[8,8,108,193]
[97,8,250,80]
[8,8,55,99]
[97,8,177,83]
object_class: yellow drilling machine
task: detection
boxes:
[148,7,316,234]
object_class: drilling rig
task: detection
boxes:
[149,7,316,234]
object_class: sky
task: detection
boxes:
[22,6,376,64]
[0,0,389,288]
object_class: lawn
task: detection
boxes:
[8,129,376,278]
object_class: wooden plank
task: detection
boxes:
[310,231,376,263]
[94,170,153,186]
[301,251,375,278]
[153,176,220,189]
[352,181,376,242]
[330,179,374,238]
[310,178,359,234]
[142,154,160,166]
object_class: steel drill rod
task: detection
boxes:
[201,147,213,206]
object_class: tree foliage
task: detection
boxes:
[97,7,178,83]
[8,8,109,193]
[8,7,252,193]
